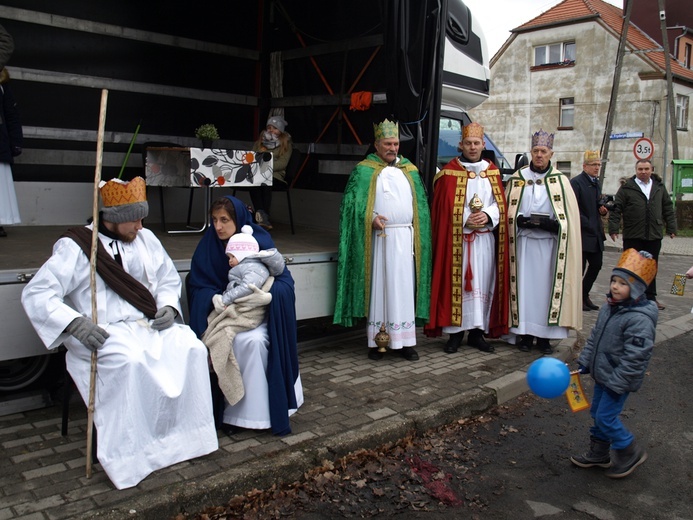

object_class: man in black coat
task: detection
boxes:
[570,150,608,311]
[608,159,677,310]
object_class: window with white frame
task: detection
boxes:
[559,97,574,128]
[676,94,689,130]
[534,42,576,66]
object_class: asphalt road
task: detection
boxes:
[196,330,693,520]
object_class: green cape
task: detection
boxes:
[333,154,432,327]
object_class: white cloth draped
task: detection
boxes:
[366,164,417,349]
[0,163,20,225]
[222,322,304,429]
[21,227,218,489]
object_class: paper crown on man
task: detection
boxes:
[612,248,657,300]
[373,118,399,141]
[583,150,601,163]
[531,129,554,149]
[99,176,149,223]
[462,122,484,139]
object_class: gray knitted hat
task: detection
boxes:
[102,201,149,223]
[266,115,287,133]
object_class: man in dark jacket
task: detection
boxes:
[571,150,608,311]
[608,159,677,309]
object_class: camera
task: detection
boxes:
[599,194,615,211]
[659,10,666,20]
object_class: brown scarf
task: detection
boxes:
[62,227,158,319]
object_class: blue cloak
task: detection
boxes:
[187,195,299,436]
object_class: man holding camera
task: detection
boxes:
[570,150,609,311]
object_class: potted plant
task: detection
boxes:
[195,124,220,149]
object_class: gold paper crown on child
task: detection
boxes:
[100,176,147,207]
[583,150,601,163]
[615,248,657,286]
[373,118,399,140]
[531,129,554,149]
[462,122,484,139]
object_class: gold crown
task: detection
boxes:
[583,150,601,163]
[531,129,554,149]
[615,248,657,286]
[462,122,484,139]
[373,118,399,141]
[100,176,147,207]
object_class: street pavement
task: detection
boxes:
[0,239,691,520]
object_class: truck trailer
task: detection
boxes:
[0,0,504,398]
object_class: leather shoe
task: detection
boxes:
[444,331,464,353]
[467,329,495,352]
[400,347,419,361]
[583,297,599,311]
[368,349,383,360]
[518,335,533,352]
[655,300,665,310]
[537,338,553,355]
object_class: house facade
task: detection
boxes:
[469,0,693,197]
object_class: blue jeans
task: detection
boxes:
[589,383,633,450]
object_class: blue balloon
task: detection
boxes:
[526,357,571,399]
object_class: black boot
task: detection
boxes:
[400,347,419,361]
[467,329,494,352]
[606,440,647,478]
[583,295,599,311]
[537,337,553,355]
[570,436,611,468]
[444,331,464,354]
[518,335,534,352]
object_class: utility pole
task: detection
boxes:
[658,0,679,170]
[599,0,632,186]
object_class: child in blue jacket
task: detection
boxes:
[571,249,658,478]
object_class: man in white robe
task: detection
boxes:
[21,177,218,489]
[505,131,582,354]
[333,119,432,361]
[425,122,509,353]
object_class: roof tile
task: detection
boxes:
[512,0,693,83]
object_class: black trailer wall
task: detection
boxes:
[1,0,444,192]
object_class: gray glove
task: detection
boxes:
[66,316,109,351]
[151,306,177,331]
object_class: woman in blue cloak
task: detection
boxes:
[187,195,302,436]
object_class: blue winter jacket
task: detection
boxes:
[578,298,658,395]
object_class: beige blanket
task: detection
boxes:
[202,278,274,405]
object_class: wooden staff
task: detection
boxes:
[86,89,109,478]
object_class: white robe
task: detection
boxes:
[222,322,304,429]
[367,163,417,349]
[21,226,218,489]
[509,167,568,341]
[0,163,20,225]
[443,159,498,334]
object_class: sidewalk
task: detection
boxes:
[1,246,692,520]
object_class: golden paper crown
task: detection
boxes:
[531,129,554,149]
[615,248,657,286]
[100,176,147,207]
[583,150,601,163]
[373,118,399,140]
[462,122,484,139]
